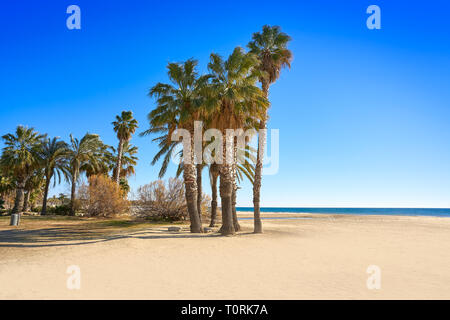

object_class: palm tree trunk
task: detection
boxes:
[232,140,240,231]
[41,176,51,215]
[232,185,240,232]
[196,164,203,224]
[253,81,269,233]
[184,163,202,233]
[70,172,77,216]
[184,135,202,233]
[209,164,219,227]
[11,180,25,214]
[114,139,124,184]
[220,135,235,236]
[22,191,30,212]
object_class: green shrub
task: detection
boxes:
[47,205,72,216]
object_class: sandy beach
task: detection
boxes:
[1,212,449,300]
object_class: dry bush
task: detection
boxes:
[79,175,129,217]
[135,178,188,221]
[134,178,212,222]
[200,193,211,217]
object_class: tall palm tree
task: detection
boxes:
[205,47,269,235]
[247,25,292,233]
[40,137,70,215]
[110,142,139,180]
[112,111,138,184]
[0,126,45,223]
[144,59,208,233]
[66,133,106,215]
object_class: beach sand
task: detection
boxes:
[0,212,449,299]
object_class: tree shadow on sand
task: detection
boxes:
[0,225,255,248]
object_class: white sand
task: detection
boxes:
[1,213,450,299]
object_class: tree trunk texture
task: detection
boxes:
[252,80,269,233]
[196,164,203,224]
[232,140,240,231]
[114,139,124,184]
[209,164,219,227]
[70,172,77,216]
[22,191,31,212]
[184,134,202,233]
[220,135,235,236]
[11,180,25,214]
[41,177,51,215]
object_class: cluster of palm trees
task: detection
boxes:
[142,25,292,235]
[1,25,291,235]
[0,112,139,224]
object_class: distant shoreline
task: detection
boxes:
[236,207,450,218]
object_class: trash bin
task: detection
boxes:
[10,213,20,226]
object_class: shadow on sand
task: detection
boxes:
[0,224,256,248]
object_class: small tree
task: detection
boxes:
[79,175,128,217]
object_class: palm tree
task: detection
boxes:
[110,142,138,180]
[66,133,106,215]
[23,169,44,212]
[0,174,14,210]
[247,25,292,233]
[108,142,138,194]
[0,126,45,223]
[144,59,208,233]
[112,111,138,184]
[205,47,269,235]
[40,137,70,215]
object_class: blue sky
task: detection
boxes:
[1,0,450,207]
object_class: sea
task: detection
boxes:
[236,207,450,218]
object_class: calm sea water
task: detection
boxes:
[236,207,450,218]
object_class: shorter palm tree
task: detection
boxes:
[145,59,209,233]
[0,126,45,222]
[23,169,44,212]
[40,137,70,215]
[66,133,106,215]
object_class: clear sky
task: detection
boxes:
[1,0,450,208]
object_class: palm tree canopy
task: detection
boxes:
[142,59,210,178]
[40,137,70,186]
[0,126,46,180]
[247,25,293,87]
[205,47,269,131]
[147,59,210,133]
[67,133,108,180]
[112,111,138,142]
